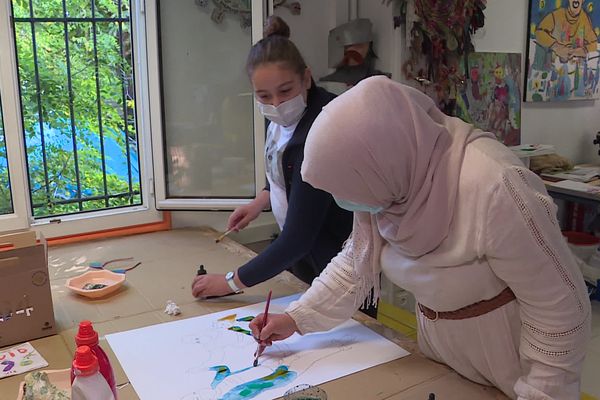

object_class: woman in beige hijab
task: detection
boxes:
[249,76,591,399]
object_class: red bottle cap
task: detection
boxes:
[75,320,99,346]
[72,346,99,377]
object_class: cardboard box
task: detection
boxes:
[0,230,57,347]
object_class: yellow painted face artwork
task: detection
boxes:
[568,0,583,17]
[494,66,505,80]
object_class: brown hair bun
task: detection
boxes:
[247,15,306,76]
[264,15,290,39]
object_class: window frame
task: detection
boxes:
[0,0,163,237]
[0,0,31,232]
[147,0,267,211]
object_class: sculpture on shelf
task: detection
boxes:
[320,18,391,87]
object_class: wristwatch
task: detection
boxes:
[225,271,242,293]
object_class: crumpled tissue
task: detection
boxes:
[164,300,181,316]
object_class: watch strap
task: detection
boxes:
[226,272,242,293]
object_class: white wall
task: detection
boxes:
[274,1,335,82]
[359,0,600,164]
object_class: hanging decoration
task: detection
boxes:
[195,0,252,29]
[195,0,301,30]
[382,0,408,27]
[274,0,302,15]
[386,0,487,115]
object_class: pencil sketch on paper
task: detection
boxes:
[180,311,359,400]
[106,294,411,400]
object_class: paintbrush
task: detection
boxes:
[253,290,272,367]
[215,229,234,243]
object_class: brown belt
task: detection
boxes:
[418,287,516,321]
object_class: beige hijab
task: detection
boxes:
[301,76,493,305]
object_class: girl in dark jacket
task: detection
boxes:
[191,16,353,297]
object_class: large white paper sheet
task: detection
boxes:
[106,294,410,400]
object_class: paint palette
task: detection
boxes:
[65,270,126,299]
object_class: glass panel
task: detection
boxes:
[0,95,14,215]
[158,0,256,198]
[12,0,141,218]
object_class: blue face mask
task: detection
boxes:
[333,197,384,214]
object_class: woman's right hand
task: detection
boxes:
[249,313,298,346]
[228,203,262,232]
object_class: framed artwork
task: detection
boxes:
[525,0,600,101]
[456,52,522,146]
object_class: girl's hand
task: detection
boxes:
[228,204,261,231]
[191,274,232,298]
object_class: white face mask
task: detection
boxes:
[333,197,384,214]
[257,93,307,127]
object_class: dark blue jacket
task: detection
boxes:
[238,84,353,286]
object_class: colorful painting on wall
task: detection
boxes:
[455,52,522,146]
[525,0,600,101]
